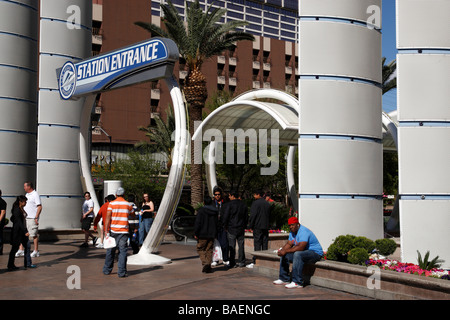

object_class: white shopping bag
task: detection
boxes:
[103,235,116,249]
[213,239,222,262]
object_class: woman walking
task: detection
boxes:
[7,195,35,270]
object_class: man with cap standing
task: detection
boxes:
[103,187,134,278]
[273,217,323,288]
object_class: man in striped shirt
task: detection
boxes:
[102,187,135,278]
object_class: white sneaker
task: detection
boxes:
[96,243,104,248]
[273,279,289,285]
[211,261,218,267]
[223,261,230,266]
[15,250,24,257]
[30,250,40,257]
[246,263,254,269]
[285,282,303,289]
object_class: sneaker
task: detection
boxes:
[285,282,303,289]
[273,279,289,285]
[223,260,230,266]
[211,261,218,267]
[30,251,39,257]
[96,243,104,248]
[246,263,254,269]
[15,250,24,257]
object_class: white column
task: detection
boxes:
[0,0,38,207]
[396,0,450,268]
[298,0,383,249]
[37,0,91,229]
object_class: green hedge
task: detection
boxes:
[326,235,397,265]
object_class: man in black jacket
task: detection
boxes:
[249,189,270,264]
[222,190,248,268]
[194,197,219,273]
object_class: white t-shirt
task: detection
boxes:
[82,199,94,218]
[24,190,42,219]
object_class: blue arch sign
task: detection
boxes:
[59,37,179,100]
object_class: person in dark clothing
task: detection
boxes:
[194,196,219,273]
[248,189,270,264]
[213,186,229,265]
[7,195,35,270]
[0,190,7,255]
[222,190,248,268]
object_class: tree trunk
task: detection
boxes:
[184,68,208,207]
[189,105,203,207]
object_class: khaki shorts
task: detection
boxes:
[26,218,39,238]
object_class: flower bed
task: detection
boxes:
[365,258,450,280]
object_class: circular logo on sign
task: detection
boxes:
[59,61,76,100]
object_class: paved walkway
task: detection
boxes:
[0,239,371,301]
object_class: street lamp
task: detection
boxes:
[92,126,112,172]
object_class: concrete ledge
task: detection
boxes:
[249,250,450,300]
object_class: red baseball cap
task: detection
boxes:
[288,217,299,225]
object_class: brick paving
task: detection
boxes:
[0,239,371,302]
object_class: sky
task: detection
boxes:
[381,0,397,114]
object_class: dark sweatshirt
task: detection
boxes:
[194,204,219,239]
[222,199,248,236]
[248,198,270,230]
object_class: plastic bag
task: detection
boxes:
[103,235,116,249]
[213,239,222,262]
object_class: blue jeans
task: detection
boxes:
[103,233,128,277]
[139,217,153,245]
[279,250,322,285]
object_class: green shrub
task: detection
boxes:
[375,238,397,256]
[325,243,340,261]
[353,236,376,253]
[348,248,370,265]
[333,234,356,255]
[326,235,356,262]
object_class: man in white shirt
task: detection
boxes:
[80,191,97,247]
[23,182,42,257]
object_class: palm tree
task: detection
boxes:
[136,105,176,171]
[382,57,396,94]
[135,0,254,206]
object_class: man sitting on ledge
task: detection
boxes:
[273,217,323,288]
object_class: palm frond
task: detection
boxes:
[382,57,397,95]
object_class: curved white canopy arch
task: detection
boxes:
[382,110,398,151]
[195,89,399,217]
[192,100,299,145]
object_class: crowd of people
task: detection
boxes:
[194,187,273,272]
[194,186,324,289]
[1,183,324,288]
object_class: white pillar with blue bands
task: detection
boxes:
[397,0,450,268]
[298,0,383,249]
[37,0,91,229]
[0,0,38,207]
